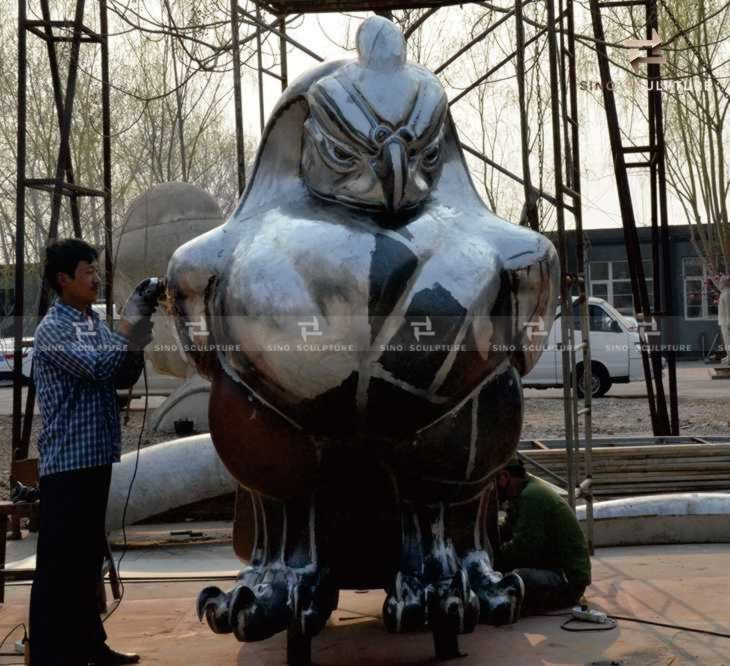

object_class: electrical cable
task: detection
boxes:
[560,615,617,631]
[608,614,730,640]
[543,610,730,639]
[102,359,149,625]
[0,623,27,656]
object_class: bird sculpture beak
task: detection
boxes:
[381,139,408,214]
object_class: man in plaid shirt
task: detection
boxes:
[29,239,162,666]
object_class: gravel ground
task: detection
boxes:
[522,395,730,440]
[2,394,728,500]
[0,411,170,500]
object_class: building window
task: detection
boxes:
[589,260,653,315]
[683,257,719,320]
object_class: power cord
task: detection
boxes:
[0,623,27,659]
[608,614,730,640]
[544,610,730,638]
[103,361,149,624]
[560,615,617,632]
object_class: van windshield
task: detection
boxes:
[599,301,634,330]
[568,302,624,333]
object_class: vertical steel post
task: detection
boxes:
[255,3,266,134]
[100,0,113,325]
[564,0,594,550]
[546,0,576,508]
[39,0,82,238]
[559,0,581,507]
[589,0,670,435]
[515,0,539,231]
[647,0,678,434]
[48,0,87,240]
[12,0,28,479]
[278,16,289,92]
[231,0,247,196]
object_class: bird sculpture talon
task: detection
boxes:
[196,586,232,634]
[197,566,338,644]
[383,572,427,633]
[427,569,480,637]
[471,568,524,626]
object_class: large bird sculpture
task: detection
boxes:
[166,16,559,661]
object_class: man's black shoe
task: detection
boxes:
[88,645,140,665]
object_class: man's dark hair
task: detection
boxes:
[43,238,98,295]
[503,457,527,477]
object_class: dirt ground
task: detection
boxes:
[522,394,730,440]
[0,411,169,499]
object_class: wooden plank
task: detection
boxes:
[12,458,38,486]
[590,473,730,482]
[530,461,730,473]
[525,444,730,459]
[0,502,38,517]
[524,442,730,499]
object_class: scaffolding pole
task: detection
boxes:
[589,0,677,437]
[12,0,113,479]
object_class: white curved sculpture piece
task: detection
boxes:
[106,435,237,532]
[576,493,730,547]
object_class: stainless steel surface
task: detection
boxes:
[167,17,559,433]
[169,17,560,652]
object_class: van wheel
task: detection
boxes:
[576,363,611,398]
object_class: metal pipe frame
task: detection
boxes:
[12,0,113,471]
[646,0,678,435]
[589,0,677,437]
[561,0,594,550]
[231,0,247,196]
[545,0,578,509]
[13,0,28,481]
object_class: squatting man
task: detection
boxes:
[495,457,592,615]
[30,238,164,666]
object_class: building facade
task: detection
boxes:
[564,225,722,359]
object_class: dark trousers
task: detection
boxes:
[29,465,112,666]
[514,567,586,616]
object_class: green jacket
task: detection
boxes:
[498,475,591,586]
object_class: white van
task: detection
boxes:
[523,297,644,397]
[0,337,33,385]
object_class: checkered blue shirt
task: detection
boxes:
[33,301,129,477]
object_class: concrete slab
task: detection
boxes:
[1,544,729,665]
[4,525,240,580]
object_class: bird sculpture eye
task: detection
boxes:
[320,136,359,171]
[333,145,355,162]
[422,142,441,169]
